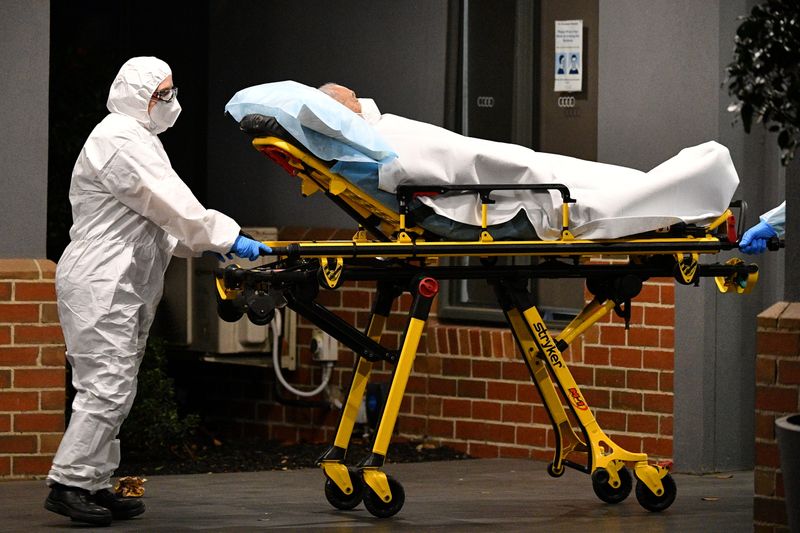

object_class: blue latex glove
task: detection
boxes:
[739,220,777,254]
[230,235,272,261]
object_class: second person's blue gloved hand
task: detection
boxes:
[230,235,272,261]
[739,220,777,254]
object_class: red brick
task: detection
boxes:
[628,413,659,434]
[0,326,10,344]
[598,409,626,431]
[0,414,10,432]
[490,331,503,357]
[754,495,788,526]
[644,392,673,414]
[39,345,67,367]
[13,455,53,476]
[472,400,501,421]
[342,289,370,309]
[40,433,63,454]
[596,368,625,387]
[498,445,532,459]
[14,368,66,389]
[0,435,37,453]
[455,420,488,441]
[37,260,56,280]
[637,284,660,303]
[583,346,609,365]
[756,386,799,413]
[457,379,486,399]
[468,442,499,458]
[40,390,67,411]
[569,364,593,386]
[487,381,517,401]
[659,328,674,349]
[398,414,426,435]
[40,303,60,324]
[502,403,532,423]
[428,377,457,396]
[14,282,56,302]
[628,327,660,348]
[0,391,39,411]
[447,329,459,355]
[755,412,776,440]
[516,425,548,447]
[0,370,9,388]
[600,325,627,345]
[756,356,777,384]
[469,330,481,356]
[610,348,642,369]
[14,325,64,345]
[627,369,659,390]
[502,361,529,381]
[612,390,642,411]
[442,356,471,377]
[442,398,472,418]
[0,260,40,280]
[643,349,674,371]
[480,330,492,356]
[644,306,674,327]
[436,327,449,354]
[641,436,672,457]
[517,383,538,403]
[755,441,782,469]
[0,303,40,323]
[0,282,11,301]
[405,375,426,394]
[754,468,776,498]
[757,331,800,357]
[582,387,610,409]
[458,329,471,356]
[660,284,675,305]
[778,360,800,385]
[0,346,39,366]
[659,371,674,393]
[472,359,501,379]
[14,413,65,433]
[659,415,673,436]
[426,418,454,439]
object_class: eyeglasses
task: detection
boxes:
[151,87,178,103]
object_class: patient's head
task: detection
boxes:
[319,82,361,114]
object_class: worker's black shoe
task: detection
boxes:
[92,488,146,520]
[44,483,112,526]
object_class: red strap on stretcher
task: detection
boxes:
[261,146,300,176]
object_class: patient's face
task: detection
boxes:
[329,84,361,114]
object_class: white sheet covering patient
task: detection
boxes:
[351,93,739,240]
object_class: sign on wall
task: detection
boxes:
[554,20,583,92]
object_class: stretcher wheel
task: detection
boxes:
[635,473,677,512]
[362,475,405,518]
[591,466,632,504]
[547,462,565,478]
[324,468,364,510]
[217,300,244,323]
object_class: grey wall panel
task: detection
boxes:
[206,0,449,229]
[0,1,50,258]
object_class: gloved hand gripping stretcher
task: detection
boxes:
[214,82,781,518]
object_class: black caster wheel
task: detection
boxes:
[362,475,405,518]
[324,468,364,510]
[547,462,565,478]
[635,473,677,512]
[591,466,633,504]
[217,299,244,323]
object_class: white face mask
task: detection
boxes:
[149,98,182,134]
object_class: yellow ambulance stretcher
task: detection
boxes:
[214,114,775,518]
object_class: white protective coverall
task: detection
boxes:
[48,57,240,491]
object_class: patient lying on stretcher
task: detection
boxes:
[316,83,740,241]
[227,81,740,241]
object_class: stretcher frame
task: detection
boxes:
[215,115,763,518]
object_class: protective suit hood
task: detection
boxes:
[106,56,171,125]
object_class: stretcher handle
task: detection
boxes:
[395,183,575,212]
[767,236,785,251]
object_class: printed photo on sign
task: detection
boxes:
[554,20,583,93]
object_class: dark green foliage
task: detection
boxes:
[726,0,800,166]
[119,337,199,459]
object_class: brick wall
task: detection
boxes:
[754,301,800,532]
[192,228,675,465]
[0,259,66,479]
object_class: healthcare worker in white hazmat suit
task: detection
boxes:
[44,56,268,526]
